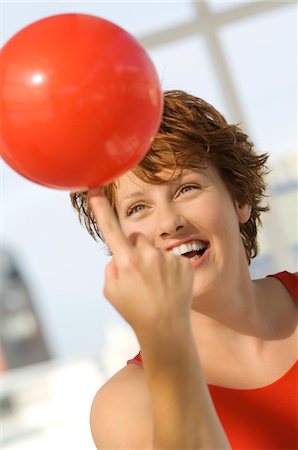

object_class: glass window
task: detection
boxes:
[148,35,229,118]
[219,5,297,159]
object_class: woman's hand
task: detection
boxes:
[89,189,231,450]
[89,188,194,341]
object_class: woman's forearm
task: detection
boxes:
[140,329,231,450]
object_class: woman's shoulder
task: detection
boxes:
[90,364,153,449]
[257,271,298,305]
[266,271,298,298]
[253,271,298,333]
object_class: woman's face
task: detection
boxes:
[113,165,251,301]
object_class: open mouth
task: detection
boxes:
[182,247,207,260]
[169,240,209,260]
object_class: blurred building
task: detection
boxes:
[0,251,105,449]
[0,357,103,450]
[250,151,297,278]
[0,250,50,371]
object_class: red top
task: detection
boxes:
[127,271,298,449]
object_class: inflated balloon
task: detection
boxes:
[0,13,162,190]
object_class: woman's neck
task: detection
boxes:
[190,268,263,339]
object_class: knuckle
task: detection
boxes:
[103,284,110,299]
[146,247,162,262]
[120,253,138,270]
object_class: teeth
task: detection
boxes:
[169,240,206,256]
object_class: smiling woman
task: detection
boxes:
[70,90,297,450]
[72,90,269,264]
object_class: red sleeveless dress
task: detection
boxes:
[127,271,298,449]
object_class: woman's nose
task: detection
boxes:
[157,206,186,238]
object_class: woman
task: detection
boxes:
[71,90,297,449]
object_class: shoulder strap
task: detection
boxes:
[267,271,298,303]
[127,352,143,367]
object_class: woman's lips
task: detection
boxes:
[189,246,210,269]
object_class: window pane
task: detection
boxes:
[219,5,297,159]
[148,35,229,118]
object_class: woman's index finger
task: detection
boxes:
[88,189,131,257]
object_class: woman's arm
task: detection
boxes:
[141,326,231,449]
[89,190,231,449]
[90,334,230,450]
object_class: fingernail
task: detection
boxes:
[89,187,104,197]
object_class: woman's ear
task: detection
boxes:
[236,203,252,224]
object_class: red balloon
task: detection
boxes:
[0,13,162,190]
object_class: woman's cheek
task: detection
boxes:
[191,199,224,233]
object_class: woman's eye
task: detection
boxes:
[127,204,145,216]
[179,184,199,195]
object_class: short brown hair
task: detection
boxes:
[70,90,270,263]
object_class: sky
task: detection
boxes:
[0,1,297,367]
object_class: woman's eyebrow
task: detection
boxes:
[117,170,207,207]
[118,190,145,206]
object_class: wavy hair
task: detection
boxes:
[70,90,270,263]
